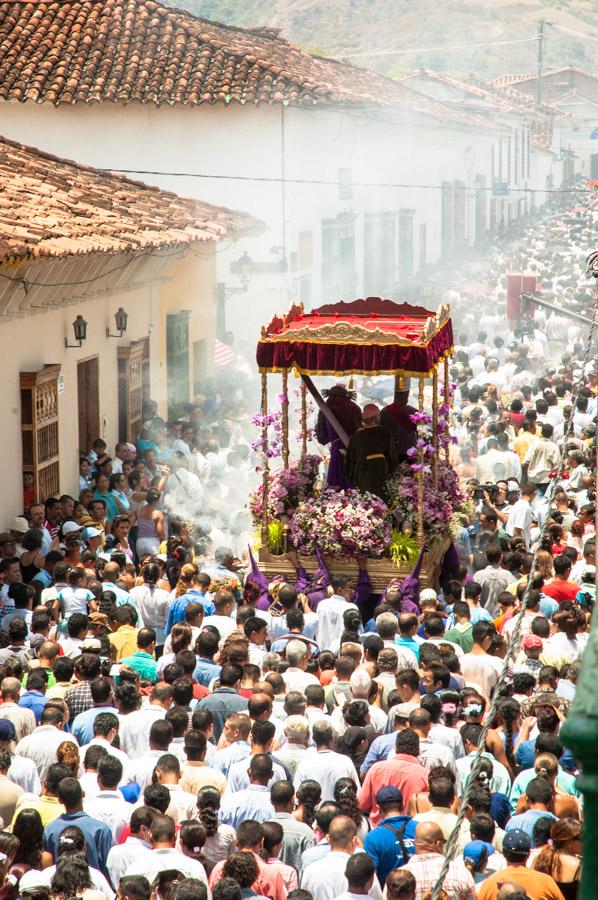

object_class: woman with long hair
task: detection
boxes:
[333,777,368,839]
[260,822,298,892]
[10,809,52,874]
[486,697,521,778]
[135,489,165,559]
[293,781,321,829]
[50,853,102,900]
[111,515,133,562]
[173,563,200,599]
[196,787,235,873]
[179,820,207,869]
[56,742,80,778]
[532,818,582,900]
[534,550,555,584]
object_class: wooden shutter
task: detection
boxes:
[118,338,148,442]
[20,365,61,503]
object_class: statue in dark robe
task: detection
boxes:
[344,404,399,501]
[380,385,418,462]
[315,384,362,490]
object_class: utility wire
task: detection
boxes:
[331,37,537,59]
[107,169,596,195]
[430,266,598,900]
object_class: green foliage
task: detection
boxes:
[268,519,285,555]
[389,529,420,568]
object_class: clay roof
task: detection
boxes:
[491,68,598,104]
[0,0,499,123]
[0,134,259,263]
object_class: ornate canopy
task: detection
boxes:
[256,297,453,377]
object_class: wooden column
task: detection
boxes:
[260,372,270,546]
[417,377,425,544]
[432,367,439,490]
[300,379,308,460]
[444,355,451,463]
[281,370,289,468]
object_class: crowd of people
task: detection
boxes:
[0,190,594,900]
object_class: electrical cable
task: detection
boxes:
[331,37,537,59]
[106,169,596,195]
[430,263,598,900]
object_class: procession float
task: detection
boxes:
[250,296,467,591]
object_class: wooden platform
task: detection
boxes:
[258,539,449,592]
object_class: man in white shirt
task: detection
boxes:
[0,677,36,741]
[80,712,130,773]
[124,719,173,788]
[219,754,275,829]
[460,622,503,701]
[505,484,536,550]
[118,685,170,759]
[154,754,198,824]
[124,812,208,884]
[83,756,132,841]
[282,640,321,693]
[106,806,153,889]
[294,720,359,802]
[317,577,359,653]
[301,816,383,900]
[15,706,78,781]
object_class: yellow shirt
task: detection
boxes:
[108,625,139,661]
[12,795,65,828]
[513,431,536,463]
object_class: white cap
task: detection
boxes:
[62,521,81,536]
[9,517,28,534]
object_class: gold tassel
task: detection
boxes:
[348,376,354,390]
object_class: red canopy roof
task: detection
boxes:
[256,297,453,377]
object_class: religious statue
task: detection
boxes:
[315,384,362,490]
[344,404,399,500]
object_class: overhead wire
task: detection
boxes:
[430,267,598,900]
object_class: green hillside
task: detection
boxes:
[167,0,598,81]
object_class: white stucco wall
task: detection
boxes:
[1,99,497,341]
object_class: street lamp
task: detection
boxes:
[229,251,254,295]
[64,314,88,348]
[106,307,129,338]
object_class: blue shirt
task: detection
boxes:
[539,594,559,618]
[195,688,248,742]
[101,582,138,613]
[394,636,421,662]
[363,815,416,883]
[19,690,48,724]
[44,811,113,876]
[166,590,215,636]
[71,705,119,745]
[213,740,251,777]
[193,657,222,688]
[361,732,396,775]
[506,809,557,846]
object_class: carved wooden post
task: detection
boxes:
[281,370,289,468]
[300,379,308,460]
[260,372,269,547]
[444,356,451,463]
[432,367,439,490]
[417,377,425,544]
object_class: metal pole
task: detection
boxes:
[432,368,439,490]
[281,370,289,468]
[417,377,425,544]
[260,372,270,546]
[535,19,552,107]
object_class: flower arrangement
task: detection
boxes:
[249,455,321,525]
[208,573,241,595]
[386,461,464,544]
[289,488,391,558]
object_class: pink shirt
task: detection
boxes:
[358,753,429,826]
[208,851,285,900]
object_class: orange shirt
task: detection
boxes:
[477,866,565,900]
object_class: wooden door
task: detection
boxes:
[20,365,61,504]
[118,339,147,442]
[166,313,190,419]
[77,357,100,455]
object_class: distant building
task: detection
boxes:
[0,0,530,339]
[0,136,257,514]
[492,68,598,180]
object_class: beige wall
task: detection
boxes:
[0,244,217,524]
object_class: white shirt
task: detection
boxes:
[125,846,208,883]
[129,584,171,644]
[36,864,114,899]
[505,498,534,548]
[429,723,465,760]
[15,726,78,780]
[294,749,359,802]
[79,737,130,776]
[164,783,198,825]
[118,705,167,759]
[200,615,237,643]
[302,851,383,900]
[80,770,101,799]
[84,789,132,841]
[330,704,387,737]
[7,754,41,794]
[317,596,358,653]
[226,756,286,792]
[282,668,320,693]
[460,652,503,699]
[58,635,86,659]
[107,835,152,888]
[124,748,165,789]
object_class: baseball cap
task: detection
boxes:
[523,635,543,650]
[393,702,418,721]
[9,517,28,534]
[502,829,532,855]
[376,786,403,805]
[463,840,491,867]
[89,612,109,626]
[82,526,102,540]
[18,870,50,893]
[80,638,102,652]
[62,521,81,536]
[0,720,16,742]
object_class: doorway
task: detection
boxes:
[166,313,190,419]
[77,357,100,455]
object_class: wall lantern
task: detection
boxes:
[64,315,88,348]
[106,307,129,338]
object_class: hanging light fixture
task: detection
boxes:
[64,315,88,348]
[106,307,129,338]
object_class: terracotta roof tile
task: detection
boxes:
[0,134,260,263]
[0,0,500,124]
